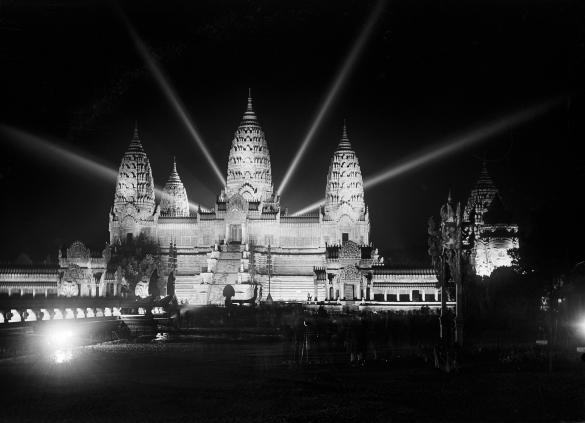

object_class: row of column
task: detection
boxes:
[0,307,122,324]
[314,278,440,302]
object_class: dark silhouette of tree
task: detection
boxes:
[107,233,161,293]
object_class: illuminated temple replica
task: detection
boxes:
[0,95,518,308]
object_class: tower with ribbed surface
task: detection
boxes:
[109,124,158,243]
[463,162,498,225]
[322,123,369,245]
[324,123,366,221]
[160,158,190,217]
[225,94,274,203]
[103,96,447,306]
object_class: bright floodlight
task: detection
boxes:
[291,99,561,216]
[277,0,386,197]
[120,12,226,188]
[49,328,73,348]
[0,125,205,211]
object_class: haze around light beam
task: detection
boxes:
[291,98,562,216]
[0,125,205,212]
[276,0,386,197]
[119,12,226,188]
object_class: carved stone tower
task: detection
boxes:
[109,123,158,243]
[225,93,274,202]
[324,123,366,222]
[160,158,190,217]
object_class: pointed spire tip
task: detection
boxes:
[133,120,139,139]
[337,119,352,150]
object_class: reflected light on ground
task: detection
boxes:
[0,125,205,211]
[277,0,386,197]
[291,99,561,216]
[53,349,73,364]
[120,12,226,188]
[44,323,76,364]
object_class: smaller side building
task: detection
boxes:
[313,241,448,311]
[463,163,519,277]
[0,241,117,299]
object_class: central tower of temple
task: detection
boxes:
[225,94,274,202]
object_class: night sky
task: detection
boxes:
[0,0,583,263]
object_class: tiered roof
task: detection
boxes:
[113,123,156,217]
[463,162,498,224]
[160,158,190,217]
[225,93,274,202]
[324,122,366,221]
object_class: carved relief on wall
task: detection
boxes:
[58,281,79,297]
[339,265,361,282]
[339,240,360,260]
[67,241,91,260]
[58,263,92,297]
[228,193,248,212]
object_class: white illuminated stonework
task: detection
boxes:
[0,95,453,308]
[324,123,366,221]
[101,94,437,305]
[225,95,275,203]
[160,159,190,217]
[109,124,158,243]
[463,164,519,277]
[322,123,369,245]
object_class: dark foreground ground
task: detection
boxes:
[1,338,585,423]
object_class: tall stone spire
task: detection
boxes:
[463,161,498,224]
[112,123,156,219]
[128,120,144,153]
[160,158,190,217]
[225,92,273,202]
[324,122,366,221]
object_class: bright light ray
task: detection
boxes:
[119,12,226,188]
[277,0,386,197]
[363,100,559,191]
[0,125,205,211]
[0,125,119,180]
[291,99,561,216]
[293,199,326,217]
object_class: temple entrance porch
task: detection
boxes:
[229,224,242,244]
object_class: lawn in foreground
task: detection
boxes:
[0,341,584,422]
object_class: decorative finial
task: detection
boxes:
[447,189,452,203]
[337,119,352,150]
[247,88,253,112]
[127,120,144,152]
[172,156,177,172]
[342,119,349,140]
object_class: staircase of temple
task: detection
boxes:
[212,244,243,285]
[174,244,257,305]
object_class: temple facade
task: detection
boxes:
[107,94,440,306]
[1,95,517,307]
